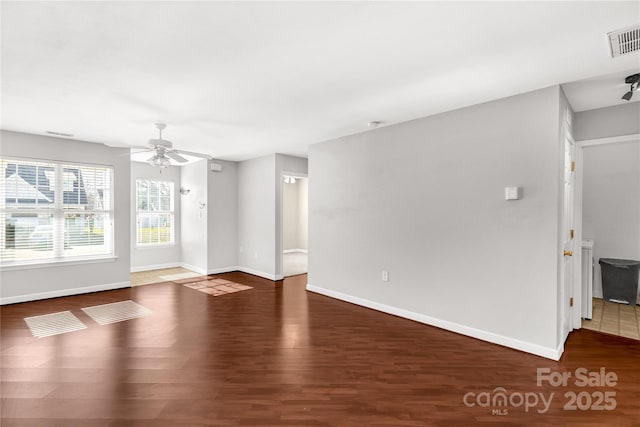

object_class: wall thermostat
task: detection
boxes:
[505,186,522,201]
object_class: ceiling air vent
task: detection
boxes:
[608,25,640,58]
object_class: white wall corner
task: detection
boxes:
[180,263,208,275]
[306,283,563,361]
[0,281,131,305]
[237,266,283,281]
[207,266,239,275]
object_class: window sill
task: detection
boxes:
[1,255,118,271]
[134,244,176,250]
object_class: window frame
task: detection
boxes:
[135,179,175,247]
[1,156,115,267]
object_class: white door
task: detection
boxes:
[560,135,575,343]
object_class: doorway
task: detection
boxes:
[575,134,640,340]
[560,133,575,344]
[282,174,308,277]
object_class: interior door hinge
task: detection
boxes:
[571,161,575,172]
[570,297,574,307]
[570,229,574,239]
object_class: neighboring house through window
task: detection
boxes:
[0,157,114,265]
[136,179,174,246]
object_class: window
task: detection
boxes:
[1,157,114,265]
[136,179,174,246]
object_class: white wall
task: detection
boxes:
[237,155,277,279]
[283,178,308,251]
[308,86,563,359]
[0,130,130,303]
[283,180,300,250]
[582,141,640,298]
[180,160,208,274]
[207,160,238,273]
[130,162,182,271]
[298,178,308,249]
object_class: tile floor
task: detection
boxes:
[581,298,640,340]
[131,268,253,297]
[131,267,205,286]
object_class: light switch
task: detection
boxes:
[505,186,522,201]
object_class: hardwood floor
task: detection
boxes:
[2,272,640,426]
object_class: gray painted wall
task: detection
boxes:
[308,86,562,355]
[574,102,640,141]
[207,160,238,272]
[0,130,131,302]
[130,162,182,271]
[180,160,208,273]
[583,140,640,299]
[237,155,277,278]
[236,154,307,279]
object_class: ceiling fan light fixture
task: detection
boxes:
[140,123,210,168]
[147,154,171,169]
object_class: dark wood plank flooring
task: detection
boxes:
[2,272,640,426]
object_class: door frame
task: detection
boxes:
[571,133,640,328]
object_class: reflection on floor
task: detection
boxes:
[183,278,253,296]
[581,297,640,340]
[130,267,199,286]
[283,251,307,277]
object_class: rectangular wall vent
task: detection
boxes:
[608,25,640,57]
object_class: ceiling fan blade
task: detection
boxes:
[166,151,188,163]
[174,149,213,160]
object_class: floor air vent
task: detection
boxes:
[608,25,640,57]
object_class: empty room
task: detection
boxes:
[1,1,640,426]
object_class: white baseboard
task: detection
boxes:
[207,266,239,275]
[306,284,562,361]
[180,263,208,275]
[237,266,283,281]
[283,249,308,254]
[0,281,131,305]
[130,262,182,273]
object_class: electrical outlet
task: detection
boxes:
[239,246,243,253]
[254,251,258,259]
[382,270,389,282]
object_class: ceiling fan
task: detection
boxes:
[137,123,211,168]
[621,73,640,101]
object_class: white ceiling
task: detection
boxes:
[1,2,639,161]
[562,69,640,112]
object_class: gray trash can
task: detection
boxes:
[599,258,640,305]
